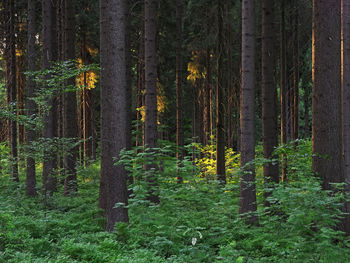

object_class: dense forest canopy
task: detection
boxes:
[0,0,350,262]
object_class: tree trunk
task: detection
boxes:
[176,0,184,183]
[5,0,19,182]
[144,0,159,203]
[216,0,226,184]
[98,0,130,231]
[312,0,343,191]
[262,0,279,195]
[292,0,299,141]
[26,0,37,196]
[239,0,258,225]
[341,0,350,235]
[280,0,287,182]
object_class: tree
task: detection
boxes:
[4,0,19,182]
[144,0,159,203]
[239,0,258,224]
[98,0,129,231]
[26,0,37,196]
[63,0,78,195]
[342,0,350,234]
[312,0,343,190]
[262,0,279,193]
[176,0,184,183]
[216,0,225,184]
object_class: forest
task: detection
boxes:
[1,0,350,262]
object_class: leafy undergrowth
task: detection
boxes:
[1,140,350,262]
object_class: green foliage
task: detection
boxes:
[1,140,350,262]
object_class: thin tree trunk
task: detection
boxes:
[292,0,299,141]
[144,0,159,203]
[239,0,258,225]
[216,0,225,184]
[26,0,37,196]
[5,0,19,182]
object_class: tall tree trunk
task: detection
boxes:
[5,0,19,182]
[280,0,287,181]
[63,0,78,195]
[216,0,225,184]
[176,0,184,183]
[99,0,129,231]
[312,0,343,191]
[292,0,299,141]
[239,0,258,225]
[26,0,37,196]
[204,10,211,146]
[262,0,279,195]
[144,0,159,203]
[342,0,350,235]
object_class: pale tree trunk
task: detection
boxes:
[99,0,130,231]
[26,0,37,196]
[262,0,279,196]
[239,0,258,225]
[312,0,343,191]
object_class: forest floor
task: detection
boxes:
[1,141,350,262]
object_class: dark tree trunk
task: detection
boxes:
[42,0,58,195]
[176,0,184,183]
[312,0,343,190]
[144,0,159,203]
[26,0,37,196]
[98,0,130,231]
[292,0,299,141]
[280,0,287,181]
[63,0,78,195]
[5,0,19,182]
[262,0,279,194]
[341,0,350,235]
[216,0,225,184]
[304,84,310,138]
[239,0,258,225]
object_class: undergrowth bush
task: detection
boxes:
[0,139,350,262]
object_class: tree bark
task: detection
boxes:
[342,0,350,235]
[292,0,299,141]
[239,0,258,225]
[312,0,343,191]
[262,0,279,194]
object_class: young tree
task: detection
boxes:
[26,0,37,196]
[262,0,279,192]
[312,0,343,190]
[98,0,129,231]
[144,0,159,203]
[63,0,78,195]
[239,0,258,224]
